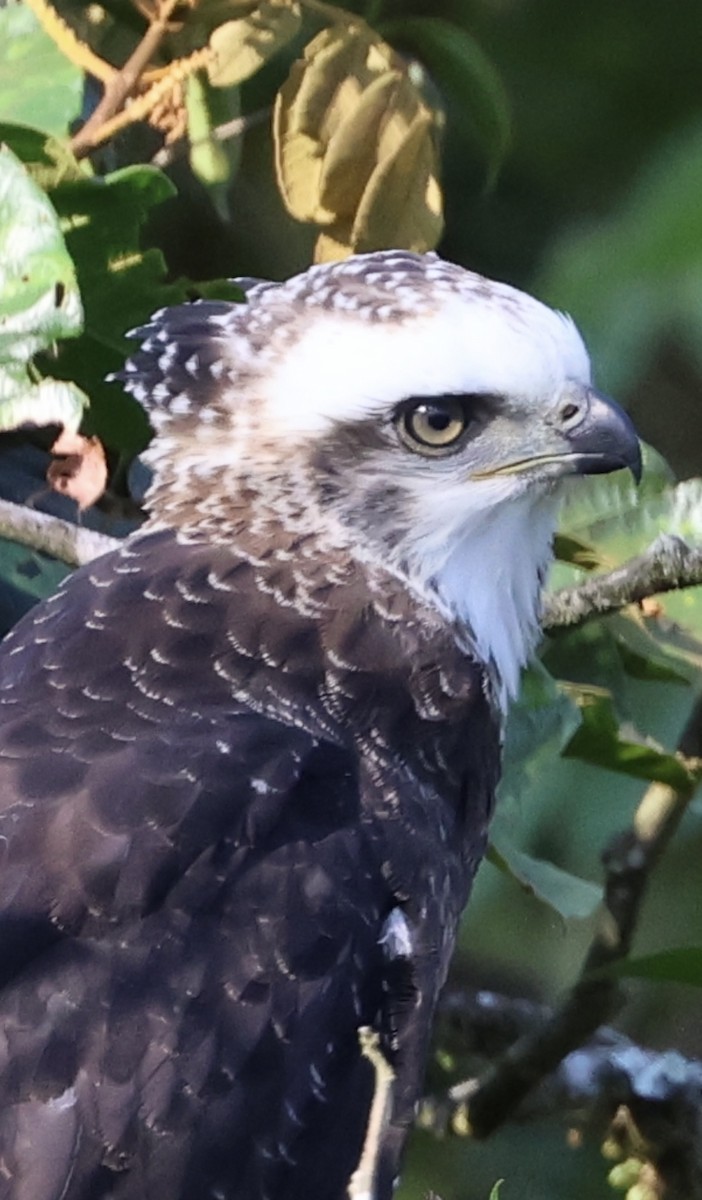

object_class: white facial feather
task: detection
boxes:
[258,294,590,437]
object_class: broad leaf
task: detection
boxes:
[208,0,301,87]
[380,17,511,187]
[0,144,87,434]
[491,664,603,921]
[274,23,442,259]
[563,687,694,789]
[488,837,602,921]
[0,5,82,136]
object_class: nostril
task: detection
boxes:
[560,402,580,423]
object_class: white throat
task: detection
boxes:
[406,486,561,713]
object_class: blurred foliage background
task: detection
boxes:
[1,1,702,1197]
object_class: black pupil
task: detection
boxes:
[424,406,453,430]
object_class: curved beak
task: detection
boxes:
[565,388,642,483]
[471,386,642,485]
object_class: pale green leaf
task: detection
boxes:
[0,4,82,136]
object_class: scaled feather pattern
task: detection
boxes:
[0,251,640,1200]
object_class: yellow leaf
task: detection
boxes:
[274,21,444,259]
[274,24,372,224]
[314,225,354,262]
[351,107,443,253]
[318,70,403,217]
[208,0,301,88]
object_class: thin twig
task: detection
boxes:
[70,0,184,157]
[23,0,116,85]
[423,988,702,1199]
[83,46,211,151]
[0,499,119,567]
[151,106,271,168]
[543,534,702,631]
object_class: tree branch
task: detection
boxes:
[543,534,702,631]
[70,0,184,157]
[424,988,702,1199]
[0,499,119,567]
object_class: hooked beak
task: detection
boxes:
[561,388,642,482]
[473,387,642,485]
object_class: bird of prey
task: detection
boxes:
[0,250,640,1200]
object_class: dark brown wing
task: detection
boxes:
[0,530,497,1200]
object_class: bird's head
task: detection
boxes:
[119,251,640,708]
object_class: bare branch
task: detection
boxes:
[424,988,702,1200]
[151,106,271,168]
[0,499,119,567]
[543,534,702,631]
[70,0,185,157]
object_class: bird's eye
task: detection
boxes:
[396,398,469,456]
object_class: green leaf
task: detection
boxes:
[614,638,690,685]
[187,72,234,188]
[564,687,693,789]
[553,532,603,570]
[490,663,603,921]
[39,164,191,452]
[555,472,702,650]
[193,279,246,302]
[0,145,83,355]
[0,144,87,433]
[0,123,85,189]
[380,17,511,186]
[0,5,82,136]
[0,536,69,607]
[556,442,673,543]
[488,1182,504,1200]
[500,661,582,791]
[488,836,602,921]
[608,947,702,987]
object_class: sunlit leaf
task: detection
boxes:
[188,73,229,185]
[208,0,301,88]
[0,4,82,137]
[554,471,702,648]
[380,17,511,186]
[0,145,82,356]
[350,104,442,253]
[0,144,86,434]
[274,22,443,259]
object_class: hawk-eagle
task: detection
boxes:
[0,251,640,1200]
